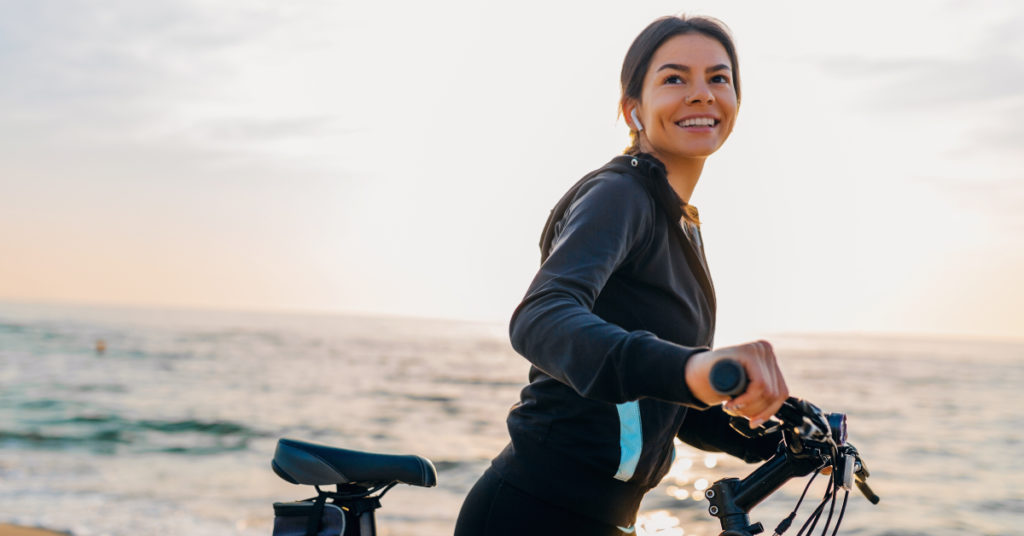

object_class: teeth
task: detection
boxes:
[678,117,716,127]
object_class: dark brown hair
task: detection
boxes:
[620,15,741,156]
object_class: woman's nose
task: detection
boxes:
[688,83,714,104]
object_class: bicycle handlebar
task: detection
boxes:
[710,358,748,397]
[703,357,879,536]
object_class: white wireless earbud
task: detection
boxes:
[630,109,644,132]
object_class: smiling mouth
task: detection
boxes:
[676,117,719,128]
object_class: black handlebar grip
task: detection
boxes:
[710,358,748,397]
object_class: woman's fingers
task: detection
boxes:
[685,339,789,421]
[720,340,788,427]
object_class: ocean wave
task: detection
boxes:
[17,399,65,410]
[0,415,268,455]
[977,498,1024,513]
[0,321,29,334]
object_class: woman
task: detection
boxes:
[455,15,790,535]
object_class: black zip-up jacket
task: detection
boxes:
[491,153,779,527]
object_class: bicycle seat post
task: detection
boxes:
[358,508,376,536]
[341,495,382,536]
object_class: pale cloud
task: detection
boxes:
[804,6,1024,118]
[800,10,1024,230]
[815,54,1024,110]
[0,1,345,147]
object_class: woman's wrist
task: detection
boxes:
[684,349,731,407]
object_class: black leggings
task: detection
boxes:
[454,467,628,536]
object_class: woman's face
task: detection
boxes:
[630,33,738,161]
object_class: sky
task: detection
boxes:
[0,0,1021,341]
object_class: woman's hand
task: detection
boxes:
[684,340,789,428]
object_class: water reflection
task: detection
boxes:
[635,510,684,536]
[661,448,720,504]
[665,486,690,501]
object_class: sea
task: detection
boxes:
[0,302,1021,536]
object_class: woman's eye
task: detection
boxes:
[664,74,684,85]
[711,74,731,84]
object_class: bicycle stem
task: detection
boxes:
[705,445,826,536]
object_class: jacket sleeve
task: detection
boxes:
[676,406,782,463]
[509,172,709,407]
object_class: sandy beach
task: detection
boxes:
[0,525,69,536]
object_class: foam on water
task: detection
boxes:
[1,303,1021,535]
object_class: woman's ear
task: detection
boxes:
[623,99,643,132]
[630,108,644,132]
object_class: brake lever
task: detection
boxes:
[847,445,880,504]
[727,415,781,439]
[726,397,823,440]
[855,479,880,504]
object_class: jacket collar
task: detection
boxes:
[609,153,685,223]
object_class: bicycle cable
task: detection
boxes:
[771,469,822,536]
[829,491,850,536]
[818,476,840,536]
[796,475,835,536]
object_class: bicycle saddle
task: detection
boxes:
[272,438,438,488]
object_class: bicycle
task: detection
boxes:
[268,359,879,536]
